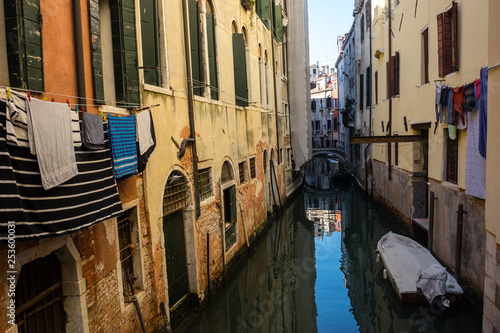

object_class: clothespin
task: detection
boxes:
[6,87,11,99]
[134,111,137,117]
[100,109,103,119]
[66,99,70,108]
[82,107,85,114]
[42,97,47,101]
[51,98,55,102]
[75,105,79,114]
[27,92,31,102]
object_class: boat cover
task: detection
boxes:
[377,232,463,302]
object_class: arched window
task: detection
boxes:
[221,161,234,183]
[163,171,189,214]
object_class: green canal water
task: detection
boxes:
[175,157,482,332]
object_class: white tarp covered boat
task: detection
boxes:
[376,232,463,306]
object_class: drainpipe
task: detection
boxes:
[73,0,86,106]
[388,0,392,181]
[182,0,201,218]
[270,2,280,165]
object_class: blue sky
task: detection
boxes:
[308,0,354,68]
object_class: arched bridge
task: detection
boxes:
[312,140,345,161]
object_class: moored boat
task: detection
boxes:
[376,232,463,307]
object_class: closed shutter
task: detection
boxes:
[375,70,378,104]
[257,0,270,20]
[141,0,161,86]
[366,65,371,108]
[188,0,202,96]
[360,74,364,110]
[110,0,140,106]
[4,0,44,91]
[206,11,218,100]
[386,61,390,99]
[232,33,248,107]
[437,9,453,77]
[423,28,429,83]
[229,185,236,224]
[274,5,283,42]
[390,55,396,97]
[326,97,331,108]
[312,100,316,110]
[437,13,444,77]
[453,1,459,71]
[395,52,399,96]
[90,0,104,102]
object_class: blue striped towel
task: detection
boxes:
[108,115,137,179]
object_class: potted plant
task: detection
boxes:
[241,0,255,10]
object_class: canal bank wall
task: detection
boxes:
[350,161,485,311]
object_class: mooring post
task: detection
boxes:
[455,204,464,280]
[207,232,210,301]
[428,191,435,252]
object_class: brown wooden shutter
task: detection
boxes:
[443,10,452,75]
[386,61,390,99]
[453,1,459,71]
[375,70,378,104]
[423,28,429,83]
[390,55,396,97]
[437,13,444,77]
[395,52,400,96]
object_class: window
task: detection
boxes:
[311,121,314,131]
[265,50,270,107]
[141,0,161,86]
[334,82,337,91]
[361,14,365,42]
[221,161,234,183]
[163,171,189,214]
[256,0,270,23]
[313,68,317,74]
[274,5,283,42]
[394,134,399,166]
[4,0,44,91]
[198,167,213,201]
[437,2,458,77]
[16,253,65,332]
[224,186,237,250]
[189,0,203,96]
[233,30,248,107]
[259,44,265,107]
[387,52,400,98]
[422,27,429,84]
[326,97,332,108]
[118,210,135,296]
[334,98,338,108]
[446,130,458,184]
[207,1,218,99]
[334,117,338,131]
[315,120,320,131]
[249,157,257,179]
[238,161,247,184]
[375,70,378,104]
[327,119,332,131]
[360,74,364,110]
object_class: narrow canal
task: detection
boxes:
[176,157,482,332]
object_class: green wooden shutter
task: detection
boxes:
[206,11,218,100]
[229,185,236,224]
[360,74,364,110]
[274,5,283,42]
[366,65,371,108]
[257,0,270,20]
[232,33,248,107]
[110,0,140,106]
[4,0,44,91]
[141,0,160,86]
[89,0,104,103]
[188,0,202,96]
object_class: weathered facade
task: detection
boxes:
[0,0,310,332]
[310,72,339,149]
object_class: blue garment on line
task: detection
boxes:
[447,89,454,125]
[479,67,488,158]
[108,115,138,179]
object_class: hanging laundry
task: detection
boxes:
[82,112,105,150]
[5,92,29,147]
[479,67,488,158]
[435,83,443,122]
[440,86,449,123]
[464,82,476,112]
[474,78,481,100]
[0,101,123,241]
[108,114,138,179]
[72,111,82,147]
[447,88,454,125]
[448,124,457,140]
[137,110,156,173]
[27,98,78,190]
[452,86,465,127]
[136,109,155,155]
[465,110,486,200]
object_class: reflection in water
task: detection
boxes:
[175,157,481,333]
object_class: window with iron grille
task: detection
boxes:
[249,157,257,178]
[198,167,213,201]
[221,161,234,183]
[238,161,247,184]
[16,253,65,332]
[118,210,135,296]
[446,130,458,184]
[163,172,189,214]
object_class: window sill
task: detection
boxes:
[99,105,129,116]
[194,95,224,107]
[200,196,216,207]
[143,84,173,96]
[442,181,459,190]
[123,290,146,314]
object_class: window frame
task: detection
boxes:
[445,129,459,184]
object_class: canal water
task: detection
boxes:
[176,157,482,332]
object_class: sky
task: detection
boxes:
[308,0,355,68]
